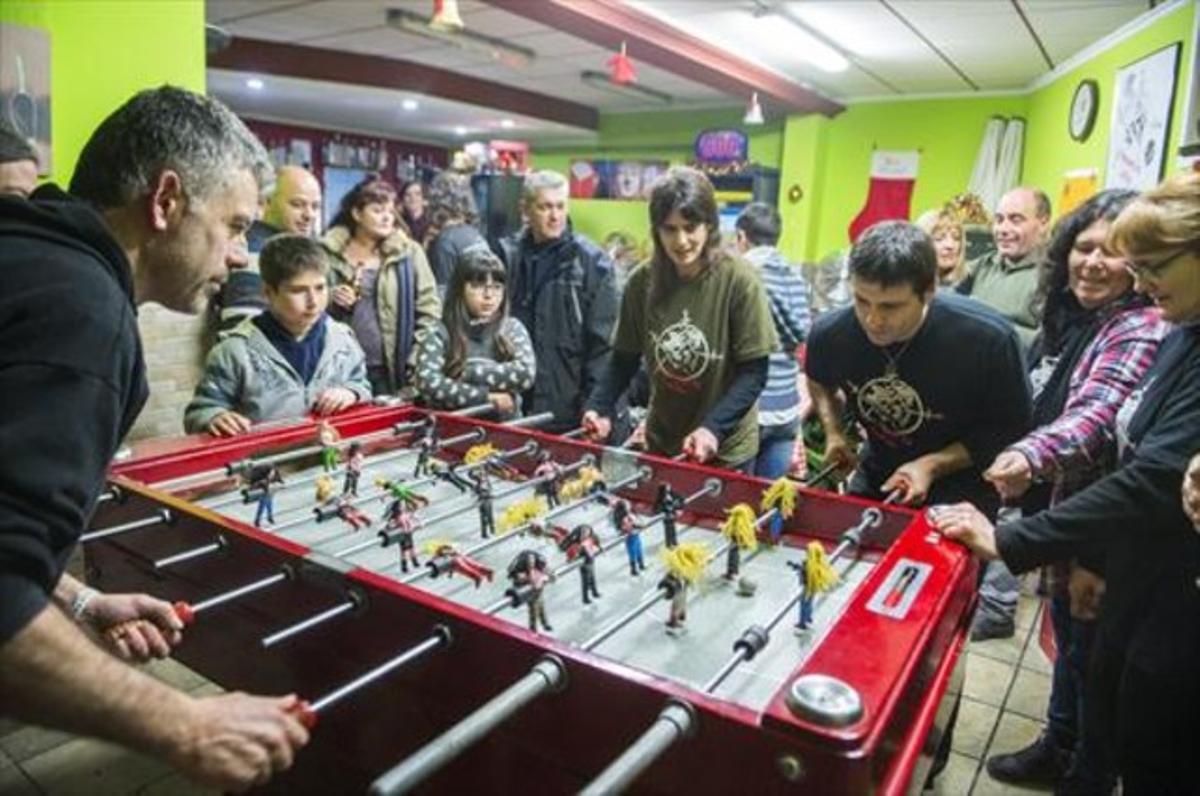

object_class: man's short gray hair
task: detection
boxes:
[0,121,37,166]
[521,170,568,207]
[70,85,272,209]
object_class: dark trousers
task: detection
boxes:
[1046,593,1112,791]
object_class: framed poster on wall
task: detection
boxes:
[1178,5,1200,164]
[1104,42,1181,190]
[0,23,51,173]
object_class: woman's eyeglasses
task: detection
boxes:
[1125,249,1191,280]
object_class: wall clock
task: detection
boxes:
[1070,79,1099,142]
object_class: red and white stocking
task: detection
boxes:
[848,151,920,243]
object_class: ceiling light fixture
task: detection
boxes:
[607,41,637,85]
[386,7,536,69]
[402,98,419,111]
[454,125,468,137]
[246,78,265,90]
[500,119,516,129]
[580,70,672,106]
[428,0,464,32]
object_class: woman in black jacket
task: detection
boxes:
[933,172,1200,794]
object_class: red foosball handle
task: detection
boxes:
[173,601,195,626]
[290,700,318,730]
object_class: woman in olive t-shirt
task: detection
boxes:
[583,167,777,469]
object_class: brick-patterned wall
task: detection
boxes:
[128,305,211,441]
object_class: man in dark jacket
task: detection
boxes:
[0,86,308,791]
[496,170,618,433]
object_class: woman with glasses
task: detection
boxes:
[413,248,535,419]
[932,172,1200,793]
[979,190,1167,791]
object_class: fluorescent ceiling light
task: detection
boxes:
[246,78,264,90]
[385,8,536,70]
[454,126,468,137]
[402,98,419,111]
[580,70,672,106]
[500,118,515,129]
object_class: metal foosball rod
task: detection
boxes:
[152,537,227,570]
[580,505,886,796]
[80,508,173,543]
[291,625,453,729]
[171,567,293,625]
[94,485,122,505]
[367,478,721,794]
[333,457,593,560]
[261,591,366,648]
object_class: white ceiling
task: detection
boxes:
[205,0,1156,143]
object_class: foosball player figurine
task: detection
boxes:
[560,524,601,604]
[533,451,564,508]
[760,477,798,545]
[251,465,284,527]
[434,462,473,493]
[385,503,422,573]
[659,542,708,633]
[721,504,759,582]
[342,442,365,496]
[528,518,569,546]
[655,484,684,549]
[506,550,554,632]
[559,465,604,503]
[426,542,494,587]
[318,494,373,530]
[413,421,438,477]
[612,499,645,576]
[789,541,839,631]
[375,477,430,511]
[315,474,337,504]
[473,470,495,539]
[499,496,548,534]
[318,421,341,473]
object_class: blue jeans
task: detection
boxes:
[753,421,797,480]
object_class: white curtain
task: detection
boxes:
[968,117,1025,212]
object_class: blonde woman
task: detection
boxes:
[916,209,967,287]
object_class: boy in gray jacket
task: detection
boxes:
[185,235,372,435]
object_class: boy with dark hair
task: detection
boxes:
[185,234,371,435]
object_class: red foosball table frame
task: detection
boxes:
[87,406,976,795]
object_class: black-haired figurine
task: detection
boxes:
[507,549,554,632]
[435,463,472,493]
[413,422,437,477]
[474,469,495,539]
[251,465,284,527]
[655,483,684,549]
[342,442,365,496]
[612,499,645,576]
[561,524,601,604]
[386,503,422,573]
[533,451,563,508]
[318,421,341,473]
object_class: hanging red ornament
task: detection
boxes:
[607,41,637,85]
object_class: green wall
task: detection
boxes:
[535,108,784,253]
[1023,2,1196,202]
[0,0,206,186]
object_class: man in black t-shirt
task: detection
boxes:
[806,221,1031,516]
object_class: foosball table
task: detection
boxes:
[85,405,976,794]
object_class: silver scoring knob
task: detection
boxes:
[786,674,864,727]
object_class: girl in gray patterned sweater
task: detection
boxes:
[414,248,535,419]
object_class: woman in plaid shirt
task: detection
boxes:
[981,190,1167,792]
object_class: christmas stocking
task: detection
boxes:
[848,151,920,243]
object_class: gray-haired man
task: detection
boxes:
[495,170,619,432]
[0,86,309,790]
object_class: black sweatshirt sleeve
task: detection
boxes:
[701,356,769,441]
[585,349,641,418]
[961,328,1031,468]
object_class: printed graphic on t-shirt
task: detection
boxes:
[651,310,723,393]
[1028,355,1059,401]
[849,372,941,443]
[1115,379,1151,458]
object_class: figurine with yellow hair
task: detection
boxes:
[788,541,839,631]
[315,474,337,504]
[659,542,709,632]
[760,477,798,545]
[558,465,604,502]
[721,504,758,581]
[499,495,548,532]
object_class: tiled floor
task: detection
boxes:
[1,592,1055,795]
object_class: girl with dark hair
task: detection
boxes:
[583,166,777,469]
[398,179,429,245]
[978,189,1166,791]
[413,248,535,418]
[424,171,489,294]
[322,175,440,396]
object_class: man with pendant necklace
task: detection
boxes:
[805,220,1031,783]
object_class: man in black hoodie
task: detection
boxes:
[0,87,309,791]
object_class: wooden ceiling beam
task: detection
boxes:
[479,0,844,117]
[209,37,600,130]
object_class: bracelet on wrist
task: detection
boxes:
[71,587,100,623]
